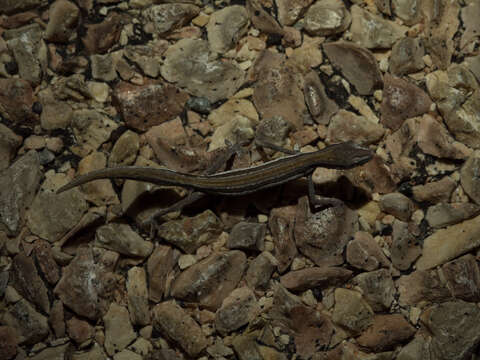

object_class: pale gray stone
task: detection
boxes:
[0,150,41,236]
[45,0,80,43]
[161,39,244,103]
[5,24,46,85]
[323,41,383,95]
[215,287,259,335]
[127,267,151,326]
[171,251,247,310]
[332,288,374,335]
[157,210,223,254]
[142,4,200,35]
[350,5,406,49]
[95,223,153,258]
[426,203,480,228]
[104,303,136,356]
[152,301,207,357]
[207,6,249,53]
[304,0,351,36]
[416,214,480,270]
[421,301,480,360]
[390,37,425,76]
[2,299,49,345]
[352,269,395,311]
[0,123,22,171]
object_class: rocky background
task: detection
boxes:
[1,0,480,359]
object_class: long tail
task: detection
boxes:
[56,167,192,194]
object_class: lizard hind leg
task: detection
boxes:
[139,141,245,236]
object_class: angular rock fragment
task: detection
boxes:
[3,299,49,345]
[113,80,189,132]
[276,0,313,26]
[215,287,259,335]
[108,130,140,168]
[439,254,480,302]
[269,205,298,273]
[416,214,480,270]
[323,42,383,95]
[71,109,118,154]
[4,24,45,85]
[123,43,165,78]
[0,123,22,171]
[288,36,324,73]
[246,0,284,36]
[127,267,151,326]
[95,223,153,258]
[252,50,307,129]
[147,245,178,302]
[161,38,244,103]
[268,285,333,359]
[381,75,432,131]
[11,253,50,313]
[421,301,480,360]
[49,300,65,338]
[346,232,390,271]
[350,5,406,49]
[415,115,471,160]
[332,288,374,335]
[460,0,480,49]
[303,70,338,125]
[397,270,451,306]
[0,0,47,14]
[45,0,80,43]
[0,78,35,125]
[207,6,249,53]
[411,176,456,203]
[90,54,117,82]
[392,0,421,24]
[157,209,223,254]
[27,173,88,242]
[153,301,207,357]
[142,4,200,36]
[67,317,94,344]
[304,0,351,36]
[352,269,395,311]
[82,12,124,54]
[295,197,356,266]
[464,55,480,83]
[390,220,421,271]
[226,222,266,251]
[289,305,334,358]
[0,150,41,236]
[326,109,384,145]
[426,65,480,149]
[28,343,71,360]
[34,240,60,285]
[280,266,352,292]
[390,37,425,76]
[54,247,112,320]
[208,98,259,151]
[171,251,247,310]
[423,0,459,69]
[380,192,414,221]
[245,252,276,290]
[396,334,432,360]
[426,202,480,228]
[232,332,263,360]
[104,303,136,356]
[357,314,415,352]
[0,326,18,360]
[461,152,480,205]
